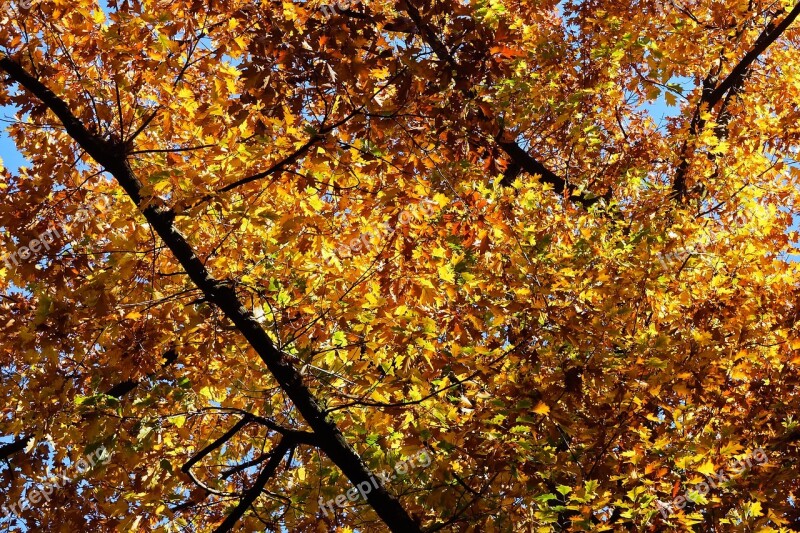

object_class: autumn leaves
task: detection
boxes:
[654,449,769,519]
[1,195,114,272]
[1,446,110,522]
[319,449,432,518]
[1,0,800,531]
[326,198,437,265]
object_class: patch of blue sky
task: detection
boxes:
[638,85,685,125]
[0,104,26,173]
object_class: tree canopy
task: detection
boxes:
[2,0,800,531]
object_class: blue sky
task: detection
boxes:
[0,105,26,173]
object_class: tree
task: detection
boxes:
[1,0,800,530]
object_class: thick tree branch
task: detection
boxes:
[672,2,800,200]
[399,0,459,71]
[707,3,800,109]
[0,437,28,461]
[0,55,421,533]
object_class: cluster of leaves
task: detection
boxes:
[1,0,800,531]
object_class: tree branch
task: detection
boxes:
[213,438,292,533]
[1,348,179,461]
[399,0,605,209]
[0,54,421,533]
[672,2,800,200]
[706,3,800,109]
[0,437,28,461]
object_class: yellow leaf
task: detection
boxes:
[697,460,716,477]
[438,264,455,283]
[744,500,763,518]
[199,386,216,401]
[533,401,550,416]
